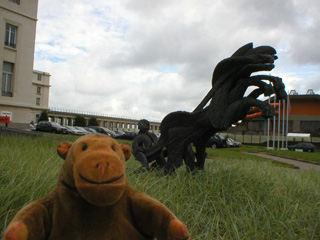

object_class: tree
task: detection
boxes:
[74,116,87,127]
[88,117,99,126]
[37,110,48,123]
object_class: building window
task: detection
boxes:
[37,74,41,81]
[36,86,41,94]
[2,62,14,97]
[5,24,17,48]
[301,121,320,133]
[36,97,40,105]
[248,120,265,132]
[9,0,20,4]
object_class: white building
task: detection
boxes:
[0,0,50,129]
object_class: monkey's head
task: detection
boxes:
[57,134,131,207]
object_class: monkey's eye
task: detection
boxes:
[82,144,88,151]
[111,145,116,151]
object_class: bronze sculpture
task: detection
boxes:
[144,43,287,174]
[132,119,166,170]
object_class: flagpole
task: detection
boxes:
[278,100,280,150]
[273,95,276,150]
[282,99,285,149]
[286,92,289,148]
[267,97,270,150]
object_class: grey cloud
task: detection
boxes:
[230,0,297,28]
[35,0,320,121]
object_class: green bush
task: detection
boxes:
[74,115,87,126]
[37,110,49,122]
[88,117,99,126]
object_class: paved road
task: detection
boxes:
[246,152,320,170]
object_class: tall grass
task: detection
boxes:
[0,136,64,231]
[1,135,319,239]
[126,160,320,239]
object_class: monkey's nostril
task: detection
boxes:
[99,163,109,176]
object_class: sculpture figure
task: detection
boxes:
[132,119,166,170]
[145,43,287,174]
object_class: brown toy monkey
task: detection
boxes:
[3,134,190,240]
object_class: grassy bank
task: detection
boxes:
[1,135,319,239]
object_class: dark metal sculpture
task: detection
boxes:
[132,119,166,170]
[146,43,287,174]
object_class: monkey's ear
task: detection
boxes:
[57,142,73,160]
[121,144,131,161]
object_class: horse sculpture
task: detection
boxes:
[145,43,287,174]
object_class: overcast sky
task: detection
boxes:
[34,0,320,122]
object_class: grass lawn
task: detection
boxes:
[1,135,319,239]
[268,150,320,164]
[228,144,320,164]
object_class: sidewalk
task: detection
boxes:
[246,152,320,170]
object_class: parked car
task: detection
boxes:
[74,126,92,135]
[288,142,315,152]
[206,134,228,149]
[85,127,97,134]
[113,130,125,138]
[116,131,137,140]
[226,137,242,147]
[36,121,67,134]
[88,126,116,137]
[65,126,83,136]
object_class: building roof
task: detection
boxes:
[288,94,320,102]
[266,94,320,103]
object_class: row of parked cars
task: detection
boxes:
[34,122,239,146]
[34,121,138,140]
[33,122,315,152]
[206,134,242,149]
[206,134,316,152]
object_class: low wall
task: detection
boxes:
[0,122,30,130]
[0,127,56,138]
[220,133,320,148]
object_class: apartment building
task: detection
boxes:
[0,0,50,128]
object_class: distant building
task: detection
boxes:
[47,108,161,133]
[284,93,320,135]
[231,91,320,137]
[0,0,50,128]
